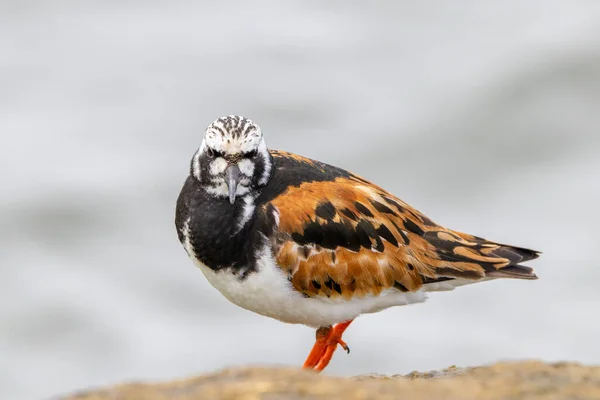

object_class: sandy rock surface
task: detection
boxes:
[61,361,600,400]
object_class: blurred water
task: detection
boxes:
[1,1,600,399]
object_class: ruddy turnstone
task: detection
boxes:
[175,115,540,372]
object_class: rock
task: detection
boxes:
[61,361,600,400]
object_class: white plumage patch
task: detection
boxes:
[186,239,428,328]
[192,149,202,181]
[209,158,228,176]
[237,195,255,231]
[257,141,272,186]
[238,159,255,177]
[181,218,196,259]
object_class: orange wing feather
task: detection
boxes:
[264,160,539,300]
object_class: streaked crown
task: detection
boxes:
[203,115,263,155]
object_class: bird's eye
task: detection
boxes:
[245,150,258,158]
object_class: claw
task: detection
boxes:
[341,341,350,354]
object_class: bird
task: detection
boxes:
[175,115,540,372]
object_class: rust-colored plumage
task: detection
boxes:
[267,151,539,300]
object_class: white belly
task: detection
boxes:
[187,242,428,328]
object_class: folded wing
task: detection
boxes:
[262,165,539,300]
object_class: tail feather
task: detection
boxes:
[422,229,540,282]
[489,244,541,264]
[486,265,538,280]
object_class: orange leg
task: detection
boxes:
[302,320,353,372]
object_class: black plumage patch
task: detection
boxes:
[376,224,399,247]
[315,201,337,220]
[175,176,264,277]
[292,219,363,252]
[293,224,324,247]
[403,218,425,236]
[382,195,406,213]
[356,220,384,251]
[319,221,344,250]
[332,280,342,295]
[323,277,342,295]
[369,199,395,215]
[341,221,363,252]
[355,221,373,249]
[355,201,374,217]
[291,232,306,245]
[340,208,359,221]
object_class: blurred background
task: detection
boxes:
[2,1,600,399]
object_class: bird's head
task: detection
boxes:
[191,115,272,204]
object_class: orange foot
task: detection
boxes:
[302,320,353,372]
